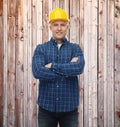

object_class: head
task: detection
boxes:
[49,8,70,43]
[50,20,69,43]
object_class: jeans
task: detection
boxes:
[38,106,78,127]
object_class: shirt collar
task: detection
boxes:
[50,37,68,46]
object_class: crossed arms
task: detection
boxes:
[32,44,85,80]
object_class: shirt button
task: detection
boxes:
[57,85,59,87]
[56,98,59,101]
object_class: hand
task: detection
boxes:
[71,57,78,62]
[45,63,52,68]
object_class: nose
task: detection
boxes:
[58,25,61,30]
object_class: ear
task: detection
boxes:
[67,23,70,30]
[68,23,71,29]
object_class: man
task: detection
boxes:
[32,8,85,127]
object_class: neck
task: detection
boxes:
[52,37,64,44]
[57,40,62,44]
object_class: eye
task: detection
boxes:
[61,24,66,26]
[53,24,58,26]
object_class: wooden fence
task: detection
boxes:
[0,0,120,127]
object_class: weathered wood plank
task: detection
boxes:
[52,0,59,8]
[106,1,114,127]
[3,0,8,126]
[59,0,64,8]
[115,0,120,127]
[0,0,3,126]
[102,0,115,127]
[79,0,84,126]
[91,0,98,127]
[32,1,38,126]
[36,0,42,45]
[30,0,37,126]
[15,0,24,127]
[48,0,52,39]
[88,1,93,124]
[84,0,98,127]
[4,1,15,127]
[64,0,70,40]
[23,0,28,126]
[42,0,49,42]
[36,1,43,127]
[27,0,33,127]
[7,0,16,126]
[83,0,91,126]
[103,0,108,127]
[98,0,105,127]
[70,0,80,43]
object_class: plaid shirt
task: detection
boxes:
[32,38,85,112]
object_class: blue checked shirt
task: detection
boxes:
[32,38,85,112]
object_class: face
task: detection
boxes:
[50,20,69,42]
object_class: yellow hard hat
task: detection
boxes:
[49,8,69,23]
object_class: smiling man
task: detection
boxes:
[32,8,85,127]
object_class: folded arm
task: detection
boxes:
[49,44,85,76]
[32,45,62,80]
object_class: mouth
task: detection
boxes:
[56,32,63,35]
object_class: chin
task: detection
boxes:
[53,35,65,40]
[56,36,65,39]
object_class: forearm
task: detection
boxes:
[32,57,62,80]
[51,56,85,76]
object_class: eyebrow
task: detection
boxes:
[51,22,68,26]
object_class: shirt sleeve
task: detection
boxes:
[51,44,85,76]
[32,45,62,80]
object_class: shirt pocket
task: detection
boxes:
[44,53,57,64]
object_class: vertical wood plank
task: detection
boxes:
[106,0,114,126]
[91,0,98,127]
[36,0,42,45]
[0,0,3,126]
[83,0,90,126]
[98,0,105,127]
[3,0,8,126]
[48,0,52,39]
[30,0,37,126]
[36,1,43,127]
[79,0,84,126]
[64,0,70,40]
[23,0,28,126]
[103,0,115,127]
[42,0,49,42]
[103,0,108,127]
[32,0,38,126]
[52,0,59,8]
[84,0,98,127]
[7,0,16,126]
[115,0,120,127]
[70,0,80,44]
[15,0,24,126]
[27,0,33,127]
[59,0,65,8]
[88,1,93,125]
